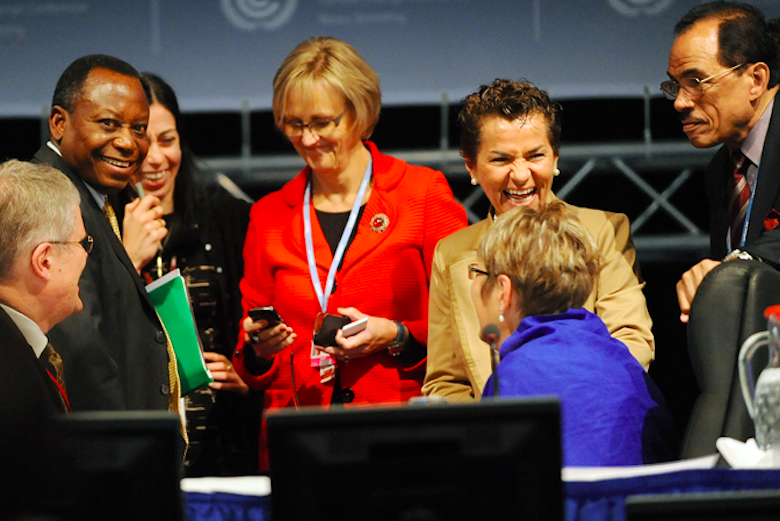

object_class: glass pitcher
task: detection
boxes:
[739,304,780,450]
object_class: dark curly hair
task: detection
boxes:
[458,79,562,165]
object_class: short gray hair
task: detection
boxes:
[0,160,80,281]
[478,201,600,317]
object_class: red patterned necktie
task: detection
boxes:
[43,343,71,413]
[729,150,752,249]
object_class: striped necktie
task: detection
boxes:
[729,150,752,250]
[43,343,71,413]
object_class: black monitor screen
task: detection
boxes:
[267,398,562,521]
[14,411,185,521]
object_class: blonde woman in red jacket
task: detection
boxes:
[232,37,467,471]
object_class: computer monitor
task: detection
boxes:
[267,398,562,521]
[8,411,184,521]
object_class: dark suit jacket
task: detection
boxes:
[706,98,780,263]
[0,306,65,417]
[33,144,171,411]
[0,307,68,513]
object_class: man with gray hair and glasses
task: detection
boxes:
[0,159,89,417]
[663,1,780,323]
[0,159,89,509]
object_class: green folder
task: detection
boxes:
[146,269,213,395]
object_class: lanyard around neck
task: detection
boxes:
[303,158,373,312]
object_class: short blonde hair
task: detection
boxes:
[0,160,80,282]
[272,37,381,140]
[478,201,600,317]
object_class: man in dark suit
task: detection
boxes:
[0,159,87,504]
[665,2,780,322]
[32,55,183,430]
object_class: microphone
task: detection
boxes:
[481,324,501,398]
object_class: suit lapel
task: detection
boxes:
[748,99,780,244]
[0,307,65,414]
[707,146,731,256]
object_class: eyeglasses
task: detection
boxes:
[468,263,490,280]
[660,63,745,101]
[50,235,93,254]
[281,110,346,138]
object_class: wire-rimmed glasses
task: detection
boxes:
[660,63,745,101]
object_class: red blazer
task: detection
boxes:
[233,142,467,468]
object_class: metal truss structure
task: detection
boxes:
[203,140,716,264]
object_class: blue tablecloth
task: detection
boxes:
[184,469,780,521]
[186,491,270,521]
[565,468,780,521]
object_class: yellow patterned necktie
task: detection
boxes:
[102,200,121,240]
[157,315,188,448]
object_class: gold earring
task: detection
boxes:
[471,177,478,186]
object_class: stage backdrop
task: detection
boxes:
[2,0,780,116]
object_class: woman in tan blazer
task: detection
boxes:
[423,79,655,402]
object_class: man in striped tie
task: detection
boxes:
[31,56,184,438]
[662,2,780,323]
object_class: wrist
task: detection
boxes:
[723,249,760,262]
[387,320,408,357]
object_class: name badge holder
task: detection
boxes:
[303,158,372,383]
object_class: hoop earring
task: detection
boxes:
[471,177,478,186]
[554,168,561,176]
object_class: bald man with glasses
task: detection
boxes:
[665,2,780,322]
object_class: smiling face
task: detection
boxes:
[51,68,149,194]
[466,114,558,216]
[136,103,181,213]
[282,83,364,176]
[667,18,758,149]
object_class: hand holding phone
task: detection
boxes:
[341,317,368,337]
[249,306,283,332]
[312,314,351,347]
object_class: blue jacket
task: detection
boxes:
[483,308,678,466]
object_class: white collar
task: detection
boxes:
[0,303,48,358]
[741,97,775,167]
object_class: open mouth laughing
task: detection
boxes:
[141,170,167,181]
[505,187,535,204]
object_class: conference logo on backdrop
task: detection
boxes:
[608,0,674,16]
[221,0,298,30]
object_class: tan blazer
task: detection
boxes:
[423,198,655,402]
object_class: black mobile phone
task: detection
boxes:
[248,306,283,329]
[312,314,351,347]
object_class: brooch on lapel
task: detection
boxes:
[369,213,389,233]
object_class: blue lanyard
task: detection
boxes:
[303,158,372,312]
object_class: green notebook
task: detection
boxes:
[146,269,213,395]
